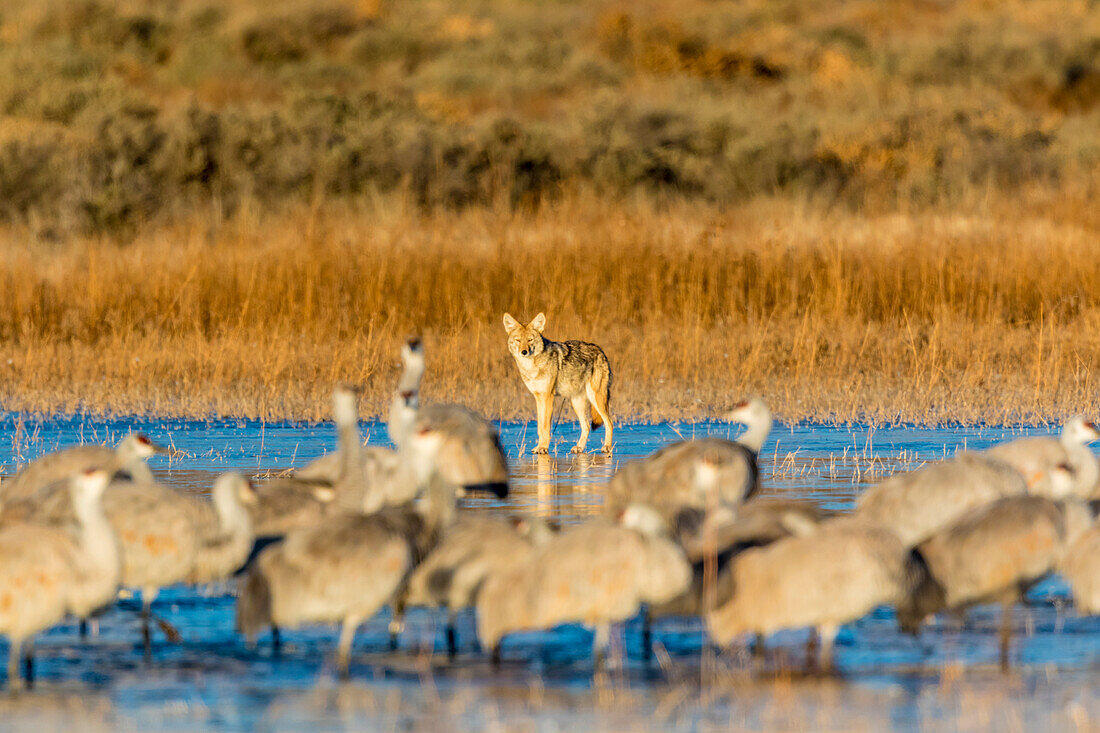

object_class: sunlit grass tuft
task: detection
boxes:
[1,193,1097,423]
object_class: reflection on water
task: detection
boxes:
[506,452,615,521]
[0,414,1096,730]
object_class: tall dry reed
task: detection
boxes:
[1,193,1097,424]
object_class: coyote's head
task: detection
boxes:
[502,312,547,359]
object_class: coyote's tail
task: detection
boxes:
[590,351,612,428]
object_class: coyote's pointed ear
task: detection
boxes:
[502,313,519,332]
[530,312,546,332]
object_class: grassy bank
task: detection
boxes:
[1,195,1097,424]
[0,0,1098,422]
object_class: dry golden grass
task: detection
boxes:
[2,192,1098,424]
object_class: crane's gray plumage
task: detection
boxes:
[248,477,336,538]
[186,473,258,584]
[1,434,164,502]
[476,505,690,663]
[0,470,119,689]
[238,510,417,671]
[604,398,772,521]
[236,425,457,676]
[403,514,556,656]
[291,452,343,485]
[985,417,1100,499]
[381,338,509,497]
[410,404,509,496]
[12,475,203,649]
[707,517,925,671]
[856,452,1027,547]
[654,499,829,618]
[1061,522,1100,616]
[898,492,1093,668]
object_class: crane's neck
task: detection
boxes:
[72,492,120,579]
[1066,444,1100,498]
[361,456,418,513]
[388,356,424,447]
[214,486,252,538]
[105,448,137,478]
[335,409,366,500]
[417,477,457,540]
[387,390,419,448]
[397,357,425,395]
[737,415,772,454]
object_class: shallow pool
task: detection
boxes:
[0,414,1096,731]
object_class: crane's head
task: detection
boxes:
[1063,416,1100,447]
[725,397,771,427]
[70,468,111,512]
[120,433,168,459]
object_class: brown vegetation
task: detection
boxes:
[0,0,1098,234]
[1,194,1097,423]
[0,0,1098,421]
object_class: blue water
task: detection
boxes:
[0,414,1096,731]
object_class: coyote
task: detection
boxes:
[502,312,613,455]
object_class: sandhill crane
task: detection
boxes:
[379,339,508,497]
[292,448,412,510]
[654,499,829,619]
[604,398,772,520]
[1,433,165,502]
[674,499,827,563]
[236,423,485,677]
[855,452,1028,547]
[293,342,432,516]
[986,417,1100,499]
[1061,522,1100,616]
[476,504,691,668]
[99,480,200,651]
[331,384,420,513]
[362,379,511,650]
[248,477,337,538]
[186,473,259,585]
[401,514,557,657]
[0,470,118,689]
[899,491,1094,670]
[706,517,925,672]
[248,386,361,539]
[408,404,509,497]
[250,384,415,538]
[294,338,425,485]
[15,477,200,652]
[387,336,426,446]
[238,507,417,676]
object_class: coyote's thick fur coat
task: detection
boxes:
[502,312,613,454]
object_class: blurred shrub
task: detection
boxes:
[35,1,174,63]
[242,5,363,65]
[0,0,1095,234]
[597,12,784,81]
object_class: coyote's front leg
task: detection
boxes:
[533,391,554,454]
